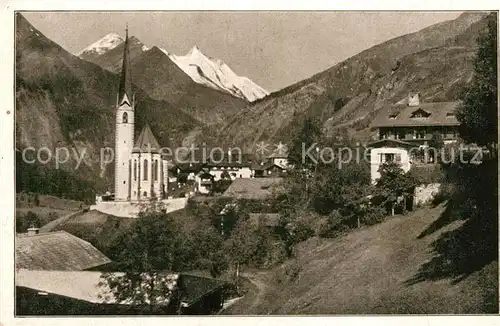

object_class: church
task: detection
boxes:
[114,28,168,202]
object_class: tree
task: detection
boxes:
[430,14,498,284]
[224,220,257,290]
[288,117,322,169]
[375,162,416,215]
[100,202,226,313]
[456,13,497,153]
[427,132,444,163]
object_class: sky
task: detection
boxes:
[23,12,462,92]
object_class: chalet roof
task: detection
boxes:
[175,151,254,168]
[197,172,214,180]
[133,124,161,153]
[16,231,111,271]
[222,178,283,200]
[176,162,204,174]
[219,203,238,215]
[267,149,289,159]
[371,101,460,128]
[252,161,287,171]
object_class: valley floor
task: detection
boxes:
[223,204,498,315]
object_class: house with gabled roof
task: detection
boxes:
[370,92,460,146]
[16,229,111,271]
[368,92,461,183]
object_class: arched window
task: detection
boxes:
[133,160,137,181]
[143,159,148,180]
[122,112,128,123]
[154,160,158,181]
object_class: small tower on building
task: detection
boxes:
[114,26,135,201]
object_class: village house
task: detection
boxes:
[267,150,289,169]
[195,171,215,195]
[176,151,253,181]
[251,149,290,178]
[205,151,253,180]
[368,92,460,183]
[252,161,287,178]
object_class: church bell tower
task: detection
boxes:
[114,26,134,201]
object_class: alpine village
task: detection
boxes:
[15,12,498,315]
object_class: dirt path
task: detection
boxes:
[242,272,268,312]
[221,271,269,315]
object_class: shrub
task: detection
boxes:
[361,205,387,226]
[318,210,350,238]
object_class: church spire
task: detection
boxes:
[118,24,132,106]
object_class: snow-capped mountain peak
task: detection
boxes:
[79,35,268,102]
[76,33,124,57]
[167,46,269,102]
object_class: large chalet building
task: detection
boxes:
[368,92,460,182]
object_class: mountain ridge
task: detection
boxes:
[215,12,492,152]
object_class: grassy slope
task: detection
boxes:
[226,204,498,314]
[52,210,136,256]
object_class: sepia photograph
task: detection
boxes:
[7,7,499,318]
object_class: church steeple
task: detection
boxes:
[118,24,132,106]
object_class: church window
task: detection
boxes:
[133,160,137,181]
[122,112,128,123]
[143,191,148,197]
[154,160,159,181]
[144,159,148,180]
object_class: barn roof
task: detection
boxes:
[16,231,111,271]
[371,101,460,128]
[178,274,227,306]
[16,270,225,308]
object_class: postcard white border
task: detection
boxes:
[1,1,499,326]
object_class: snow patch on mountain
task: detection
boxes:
[77,33,124,56]
[162,46,269,102]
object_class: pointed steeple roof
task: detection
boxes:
[133,124,161,153]
[118,25,132,106]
